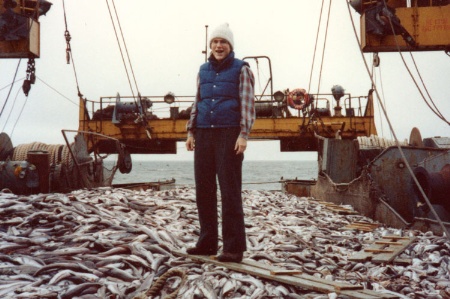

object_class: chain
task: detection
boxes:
[22,58,36,96]
[65,30,71,64]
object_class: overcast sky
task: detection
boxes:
[1,0,448,161]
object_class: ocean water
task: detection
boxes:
[112,159,318,191]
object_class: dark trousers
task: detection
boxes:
[194,127,246,253]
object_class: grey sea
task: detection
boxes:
[112,159,318,191]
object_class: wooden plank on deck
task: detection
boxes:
[242,259,364,293]
[318,201,358,215]
[372,236,416,263]
[173,251,399,299]
[349,236,416,264]
[341,222,380,232]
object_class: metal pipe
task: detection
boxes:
[27,150,49,193]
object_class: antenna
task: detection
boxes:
[202,25,208,62]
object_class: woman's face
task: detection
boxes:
[211,38,231,62]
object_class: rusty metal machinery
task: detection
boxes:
[0,0,53,58]
[0,131,119,195]
[414,164,450,211]
[368,145,449,222]
[305,130,450,234]
[0,133,41,194]
[369,135,450,224]
[350,0,450,52]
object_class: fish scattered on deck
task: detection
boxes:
[0,186,449,298]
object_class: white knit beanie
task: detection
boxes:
[209,23,234,50]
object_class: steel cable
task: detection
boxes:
[105,0,136,99]
[0,60,22,119]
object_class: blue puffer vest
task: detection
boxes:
[197,52,248,128]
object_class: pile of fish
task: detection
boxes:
[1,186,449,298]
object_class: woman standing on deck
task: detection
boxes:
[185,23,255,263]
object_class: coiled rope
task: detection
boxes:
[357,134,408,149]
[12,142,75,190]
[11,139,117,191]
[12,142,73,168]
[134,268,186,299]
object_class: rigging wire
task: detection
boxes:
[409,52,447,121]
[0,77,26,92]
[1,76,80,137]
[0,60,22,119]
[5,88,27,137]
[255,59,263,96]
[316,0,333,95]
[375,60,390,139]
[1,76,78,135]
[36,77,78,106]
[345,0,450,240]
[371,58,383,136]
[307,0,326,94]
[105,0,137,99]
[105,0,151,139]
[370,53,390,139]
[110,0,140,96]
[252,58,270,99]
[305,0,335,137]
[62,0,83,97]
[1,84,22,132]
